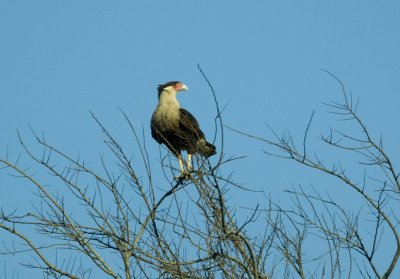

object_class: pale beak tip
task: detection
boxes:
[182,84,189,91]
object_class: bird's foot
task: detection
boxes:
[175,172,191,182]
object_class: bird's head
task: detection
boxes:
[157,81,189,98]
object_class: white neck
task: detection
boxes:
[158,89,180,110]
[151,89,181,128]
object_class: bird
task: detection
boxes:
[151,81,216,177]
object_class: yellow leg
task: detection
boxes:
[178,155,185,175]
[187,154,192,172]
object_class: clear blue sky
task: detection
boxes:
[1,1,399,277]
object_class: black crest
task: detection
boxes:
[157,81,180,98]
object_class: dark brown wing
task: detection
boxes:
[151,117,181,156]
[151,119,163,144]
[179,108,205,141]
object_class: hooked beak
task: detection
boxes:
[180,84,189,91]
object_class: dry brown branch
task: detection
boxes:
[1,71,397,278]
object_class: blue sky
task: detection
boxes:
[1,1,400,277]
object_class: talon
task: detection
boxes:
[175,172,190,182]
[174,173,190,183]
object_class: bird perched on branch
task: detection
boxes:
[151,81,216,177]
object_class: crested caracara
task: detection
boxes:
[151,81,216,177]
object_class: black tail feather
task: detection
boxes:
[198,139,216,157]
